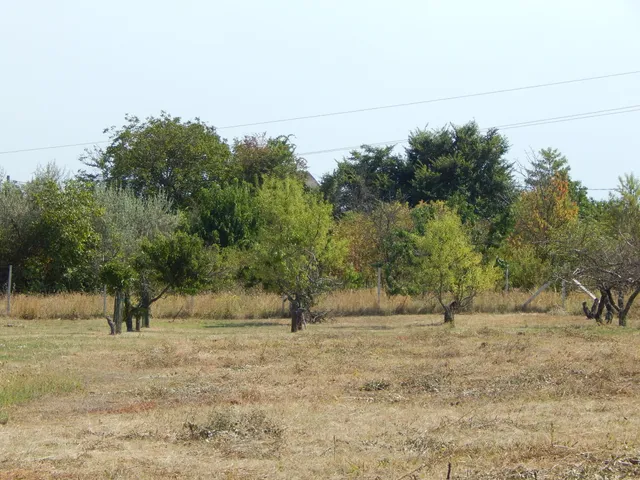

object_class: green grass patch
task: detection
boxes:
[0,370,82,408]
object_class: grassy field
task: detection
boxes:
[1,314,640,479]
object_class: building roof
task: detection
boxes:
[305,172,320,189]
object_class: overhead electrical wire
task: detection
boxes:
[297,104,640,156]
[0,69,638,156]
[218,70,640,129]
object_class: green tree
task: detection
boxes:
[251,177,346,332]
[0,165,101,293]
[504,150,581,288]
[386,203,497,322]
[0,178,33,289]
[82,112,231,211]
[94,186,180,332]
[137,231,213,305]
[101,231,212,334]
[190,181,259,248]
[333,202,415,288]
[231,134,307,186]
[321,145,409,215]
[524,148,591,215]
[406,122,516,248]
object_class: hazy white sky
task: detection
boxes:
[1,0,639,198]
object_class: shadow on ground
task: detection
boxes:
[203,321,284,329]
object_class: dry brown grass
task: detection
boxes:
[4,288,614,321]
[1,313,639,478]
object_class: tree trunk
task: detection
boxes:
[604,300,614,324]
[124,292,134,332]
[143,306,150,328]
[106,316,116,335]
[290,299,299,333]
[141,287,151,328]
[594,292,606,322]
[289,297,306,333]
[583,296,601,322]
[443,301,457,323]
[619,311,628,327]
[114,291,124,334]
[619,287,640,327]
[135,313,141,332]
[617,292,626,327]
[443,307,454,323]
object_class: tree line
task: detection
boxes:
[1,112,638,330]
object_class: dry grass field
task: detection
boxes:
[4,289,608,321]
[1,313,640,479]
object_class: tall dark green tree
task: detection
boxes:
[82,112,231,211]
[407,122,515,221]
[190,181,259,248]
[321,145,409,215]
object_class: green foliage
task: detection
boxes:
[1,165,102,292]
[334,202,413,288]
[551,174,640,326]
[407,122,516,247]
[1,116,627,306]
[321,122,517,252]
[386,203,498,308]
[138,231,212,295]
[83,112,231,211]
[231,134,307,186]
[94,185,179,260]
[607,173,640,238]
[0,180,33,270]
[251,177,346,309]
[525,148,592,216]
[321,145,408,215]
[192,181,259,248]
[498,242,551,289]
[506,150,581,285]
[524,148,571,189]
[100,259,136,293]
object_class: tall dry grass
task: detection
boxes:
[2,288,617,320]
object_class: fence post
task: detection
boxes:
[377,267,382,309]
[505,265,509,293]
[6,265,12,316]
[102,285,107,316]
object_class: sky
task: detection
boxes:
[1,0,639,199]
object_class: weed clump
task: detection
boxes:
[361,380,391,392]
[183,408,283,458]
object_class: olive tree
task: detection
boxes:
[95,187,179,332]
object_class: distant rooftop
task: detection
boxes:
[305,172,320,189]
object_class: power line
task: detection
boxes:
[297,104,640,156]
[0,141,105,156]
[218,70,640,129]
[1,69,639,157]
